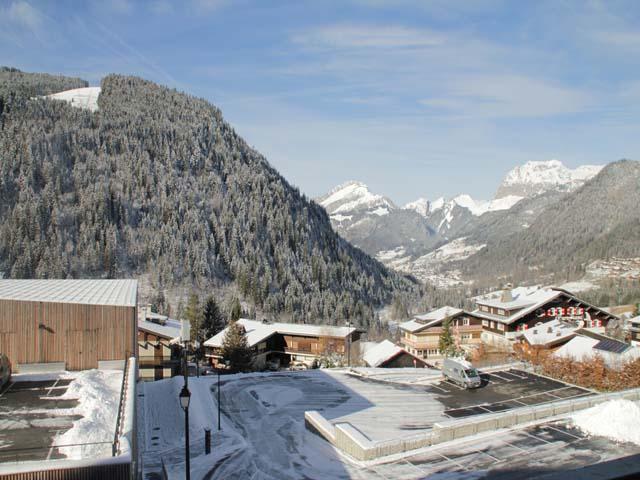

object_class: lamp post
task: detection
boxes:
[179,344,191,480]
[346,320,352,367]
[217,366,221,431]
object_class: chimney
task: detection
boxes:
[500,288,513,303]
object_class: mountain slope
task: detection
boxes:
[317,182,440,256]
[464,160,640,282]
[0,69,417,324]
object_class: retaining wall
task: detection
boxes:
[305,386,640,462]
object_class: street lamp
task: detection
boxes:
[179,382,191,480]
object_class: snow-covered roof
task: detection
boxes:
[630,316,640,326]
[399,306,463,333]
[363,340,405,367]
[554,335,640,367]
[138,318,182,340]
[46,86,101,112]
[522,319,578,346]
[474,286,557,310]
[472,286,616,325]
[204,318,356,348]
[0,279,137,307]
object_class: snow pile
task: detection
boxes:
[56,369,123,459]
[572,399,640,445]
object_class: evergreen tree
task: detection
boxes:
[221,321,252,372]
[439,318,455,357]
[184,293,202,343]
[229,297,242,322]
[201,295,225,341]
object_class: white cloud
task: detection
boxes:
[422,74,592,118]
[5,1,43,30]
[293,24,446,49]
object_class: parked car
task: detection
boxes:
[442,357,481,389]
[266,358,281,371]
[288,361,308,371]
[0,354,11,390]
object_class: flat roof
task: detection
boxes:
[0,279,137,307]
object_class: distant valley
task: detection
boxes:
[316,159,640,289]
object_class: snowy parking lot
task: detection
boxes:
[138,368,640,480]
[0,370,122,465]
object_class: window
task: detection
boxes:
[490,321,495,329]
[497,309,505,315]
[463,318,470,326]
[482,320,488,327]
[481,305,488,312]
[497,323,505,331]
[461,333,472,341]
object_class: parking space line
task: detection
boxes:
[437,452,469,471]
[500,370,528,380]
[0,382,14,398]
[546,425,583,440]
[45,379,60,397]
[476,449,501,462]
[427,383,450,393]
[442,380,465,390]
[486,372,513,382]
[502,440,529,453]
[523,430,551,444]
[46,431,60,460]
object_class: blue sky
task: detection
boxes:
[1,0,639,204]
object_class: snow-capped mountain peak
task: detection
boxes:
[495,159,603,198]
[403,198,431,217]
[318,181,395,217]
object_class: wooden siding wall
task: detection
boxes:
[0,299,135,370]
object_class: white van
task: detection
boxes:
[442,357,481,389]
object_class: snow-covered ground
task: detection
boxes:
[55,369,123,459]
[46,87,101,112]
[140,370,640,480]
[572,399,640,445]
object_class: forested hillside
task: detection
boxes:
[463,160,640,283]
[0,69,418,325]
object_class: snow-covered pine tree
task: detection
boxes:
[439,318,455,357]
[221,321,252,372]
[201,295,225,341]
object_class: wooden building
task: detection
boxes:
[137,305,181,381]
[362,340,429,368]
[628,316,640,346]
[472,286,618,346]
[204,318,360,369]
[0,279,137,371]
[399,306,484,363]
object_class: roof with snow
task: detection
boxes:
[363,340,405,367]
[399,306,464,333]
[554,334,640,367]
[138,316,182,340]
[522,319,578,347]
[471,286,617,325]
[204,318,356,348]
[46,86,101,112]
[0,279,137,307]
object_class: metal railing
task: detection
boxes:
[112,356,130,457]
